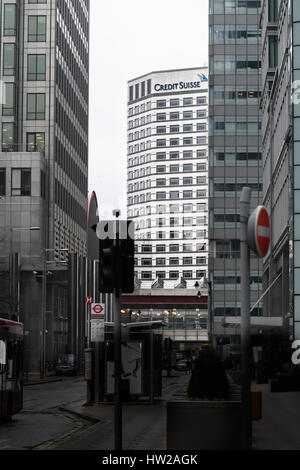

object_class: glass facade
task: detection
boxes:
[208,0,262,339]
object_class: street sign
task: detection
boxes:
[247,205,270,258]
[91,303,105,318]
[91,318,105,342]
[86,296,93,305]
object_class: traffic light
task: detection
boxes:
[99,236,115,293]
[98,220,135,293]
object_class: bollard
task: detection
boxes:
[251,390,262,420]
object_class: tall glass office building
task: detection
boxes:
[208,0,263,352]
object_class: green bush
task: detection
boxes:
[187,347,231,400]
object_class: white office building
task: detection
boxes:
[127,68,209,288]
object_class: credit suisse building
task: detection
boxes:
[127,68,209,287]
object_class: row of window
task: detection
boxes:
[128,190,207,206]
[155,163,206,173]
[209,0,261,15]
[2,85,46,119]
[156,110,207,121]
[128,137,207,154]
[213,182,262,192]
[0,168,31,196]
[128,150,207,168]
[128,203,207,218]
[128,123,207,138]
[212,150,262,164]
[209,24,261,45]
[139,257,207,266]
[129,79,152,101]
[2,125,45,153]
[210,117,261,134]
[211,87,261,105]
[128,96,207,114]
[211,56,261,75]
[155,136,207,147]
[138,270,207,280]
[135,217,207,229]
[137,242,207,253]
[134,229,207,240]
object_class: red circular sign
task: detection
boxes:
[86,296,93,305]
[92,304,103,314]
[256,207,270,256]
[248,205,270,258]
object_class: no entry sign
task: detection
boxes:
[247,205,270,257]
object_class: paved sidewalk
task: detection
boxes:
[252,383,300,450]
[48,372,191,450]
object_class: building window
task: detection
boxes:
[27,132,45,152]
[269,36,278,68]
[2,83,15,116]
[183,111,193,119]
[141,271,152,279]
[170,125,179,133]
[197,96,206,105]
[182,271,193,279]
[170,152,179,160]
[28,16,47,42]
[29,0,47,3]
[142,258,152,266]
[3,43,16,76]
[170,244,179,252]
[2,123,14,151]
[170,99,179,107]
[157,192,166,200]
[183,137,193,145]
[170,258,179,265]
[170,112,179,120]
[0,169,6,196]
[156,245,166,252]
[4,4,16,36]
[11,169,31,196]
[27,93,45,120]
[157,100,166,108]
[183,257,193,265]
[183,97,193,106]
[268,0,278,22]
[156,258,166,266]
[170,271,179,279]
[27,54,46,80]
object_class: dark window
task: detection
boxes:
[27,93,45,120]
[2,83,15,116]
[0,169,6,196]
[27,54,46,80]
[27,132,45,152]
[4,4,16,36]
[2,123,14,151]
[28,16,46,42]
[3,43,16,75]
[11,169,31,196]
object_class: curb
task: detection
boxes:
[24,378,63,386]
[59,406,100,424]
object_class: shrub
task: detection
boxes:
[187,347,231,400]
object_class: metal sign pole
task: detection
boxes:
[113,211,122,450]
[240,187,252,450]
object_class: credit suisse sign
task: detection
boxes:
[154,73,208,92]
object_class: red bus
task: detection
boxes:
[0,318,24,420]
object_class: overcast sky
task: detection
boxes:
[88,0,209,219]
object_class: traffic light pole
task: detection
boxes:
[114,211,122,450]
[240,187,252,450]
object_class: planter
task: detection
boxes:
[167,400,243,450]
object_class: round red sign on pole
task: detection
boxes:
[86,296,93,305]
[247,206,270,258]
